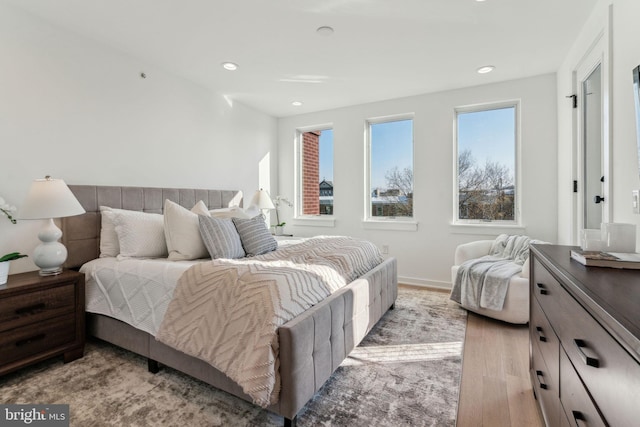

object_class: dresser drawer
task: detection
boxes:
[530,297,559,378]
[560,348,606,427]
[533,259,640,426]
[531,339,560,427]
[0,284,75,332]
[0,314,76,365]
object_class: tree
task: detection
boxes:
[382,166,413,217]
[458,149,514,221]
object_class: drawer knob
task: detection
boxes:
[536,283,548,295]
[574,339,600,368]
[572,410,588,427]
[536,326,547,342]
[15,303,46,315]
[535,370,548,389]
[15,333,46,347]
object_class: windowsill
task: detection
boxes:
[362,219,418,231]
[292,216,336,227]
[449,222,526,235]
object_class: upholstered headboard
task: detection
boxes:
[61,185,243,269]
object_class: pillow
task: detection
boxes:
[209,206,251,219]
[111,209,168,259]
[99,206,119,257]
[232,215,278,256]
[164,199,210,261]
[198,215,245,259]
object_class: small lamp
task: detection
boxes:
[250,188,275,219]
[18,176,85,276]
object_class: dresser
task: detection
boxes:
[0,270,85,376]
[530,244,640,426]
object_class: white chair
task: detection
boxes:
[450,239,530,324]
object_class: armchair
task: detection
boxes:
[450,239,530,324]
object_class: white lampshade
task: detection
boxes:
[18,176,85,276]
[250,189,275,210]
[19,177,85,220]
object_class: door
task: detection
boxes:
[582,63,603,230]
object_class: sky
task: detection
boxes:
[318,120,414,190]
[457,106,516,177]
[316,108,514,190]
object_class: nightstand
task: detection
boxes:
[0,270,85,376]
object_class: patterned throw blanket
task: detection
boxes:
[156,236,383,407]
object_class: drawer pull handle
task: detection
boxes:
[574,339,600,368]
[535,370,548,389]
[15,333,46,347]
[15,303,46,315]
[536,283,548,295]
[572,410,587,427]
[536,326,547,342]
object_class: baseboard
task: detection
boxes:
[398,276,451,291]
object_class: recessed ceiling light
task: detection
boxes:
[475,0,487,2]
[477,65,495,74]
[316,26,334,36]
[222,62,238,71]
[292,101,303,107]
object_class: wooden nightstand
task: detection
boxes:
[0,270,85,376]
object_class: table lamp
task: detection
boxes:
[18,176,85,276]
[251,188,275,218]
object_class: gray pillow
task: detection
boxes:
[198,215,245,259]
[232,216,278,256]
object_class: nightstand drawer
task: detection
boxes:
[0,284,75,332]
[0,314,76,365]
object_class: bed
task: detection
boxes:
[61,185,398,426]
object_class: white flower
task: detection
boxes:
[0,196,17,224]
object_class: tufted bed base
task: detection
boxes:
[62,185,398,426]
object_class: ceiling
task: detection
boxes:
[6,0,599,118]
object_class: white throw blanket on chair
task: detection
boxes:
[451,234,531,311]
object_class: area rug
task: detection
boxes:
[0,287,467,426]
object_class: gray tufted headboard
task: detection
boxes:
[61,185,243,269]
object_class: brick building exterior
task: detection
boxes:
[302,131,320,215]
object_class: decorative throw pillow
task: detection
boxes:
[99,206,119,257]
[111,209,168,259]
[198,215,245,259]
[232,215,278,256]
[164,199,210,261]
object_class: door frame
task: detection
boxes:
[573,32,612,243]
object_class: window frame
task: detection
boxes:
[364,113,417,229]
[453,100,521,227]
[293,124,336,227]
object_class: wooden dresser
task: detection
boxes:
[0,270,85,376]
[530,244,640,426]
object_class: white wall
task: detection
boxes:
[0,4,277,274]
[278,75,558,288]
[557,0,640,247]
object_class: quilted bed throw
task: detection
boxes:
[156,236,383,407]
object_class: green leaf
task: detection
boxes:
[0,252,28,262]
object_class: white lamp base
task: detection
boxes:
[33,218,67,276]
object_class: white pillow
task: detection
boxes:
[164,199,210,261]
[99,206,119,257]
[209,206,252,219]
[111,209,168,259]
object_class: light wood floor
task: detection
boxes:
[457,311,544,427]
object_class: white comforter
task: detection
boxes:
[80,257,203,335]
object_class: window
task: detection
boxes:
[297,127,334,216]
[455,103,518,223]
[367,116,414,219]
